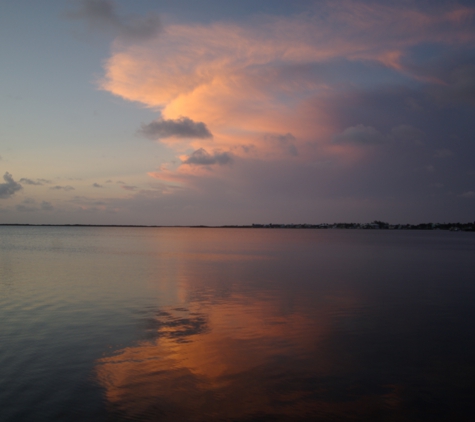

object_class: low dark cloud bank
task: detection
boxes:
[140,117,213,140]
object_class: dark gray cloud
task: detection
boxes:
[50,185,75,191]
[93,183,103,188]
[19,178,51,186]
[41,201,54,211]
[0,172,22,199]
[430,64,475,107]
[65,0,161,41]
[19,178,41,185]
[325,82,473,151]
[332,124,386,145]
[140,117,212,140]
[389,125,425,145]
[265,133,298,156]
[16,204,37,213]
[16,198,37,212]
[183,148,233,166]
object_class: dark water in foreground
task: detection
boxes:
[1,227,475,421]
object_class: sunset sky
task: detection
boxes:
[1,0,474,225]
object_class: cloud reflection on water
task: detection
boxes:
[95,282,404,421]
[94,230,475,421]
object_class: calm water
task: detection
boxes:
[1,227,475,421]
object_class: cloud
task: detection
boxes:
[15,197,51,212]
[332,124,386,145]
[264,133,298,156]
[15,198,38,212]
[16,204,38,212]
[183,148,233,166]
[100,0,475,168]
[41,201,54,211]
[70,196,107,206]
[0,172,22,199]
[92,182,103,188]
[50,185,75,191]
[19,178,41,185]
[19,178,51,186]
[389,125,425,145]
[430,64,475,106]
[101,2,475,107]
[121,185,138,191]
[92,1,475,224]
[65,0,161,41]
[460,190,475,198]
[434,149,454,159]
[140,117,213,140]
[332,124,425,146]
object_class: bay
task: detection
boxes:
[1,227,474,421]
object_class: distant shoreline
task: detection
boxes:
[0,222,474,231]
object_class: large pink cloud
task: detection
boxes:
[98,1,475,194]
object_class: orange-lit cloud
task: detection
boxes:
[100,1,474,158]
[96,1,475,206]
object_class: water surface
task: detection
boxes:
[1,227,475,421]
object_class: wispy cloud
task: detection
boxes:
[263,133,298,157]
[41,201,54,211]
[19,178,51,186]
[460,190,475,198]
[50,185,75,191]
[16,204,37,213]
[65,0,161,41]
[434,149,454,159]
[430,64,475,106]
[333,125,386,145]
[121,185,138,191]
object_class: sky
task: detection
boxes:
[1,0,474,225]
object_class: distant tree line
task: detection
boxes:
[1,222,474,231]
[249,221,475,231]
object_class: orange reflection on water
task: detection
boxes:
[94,282,405,421]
